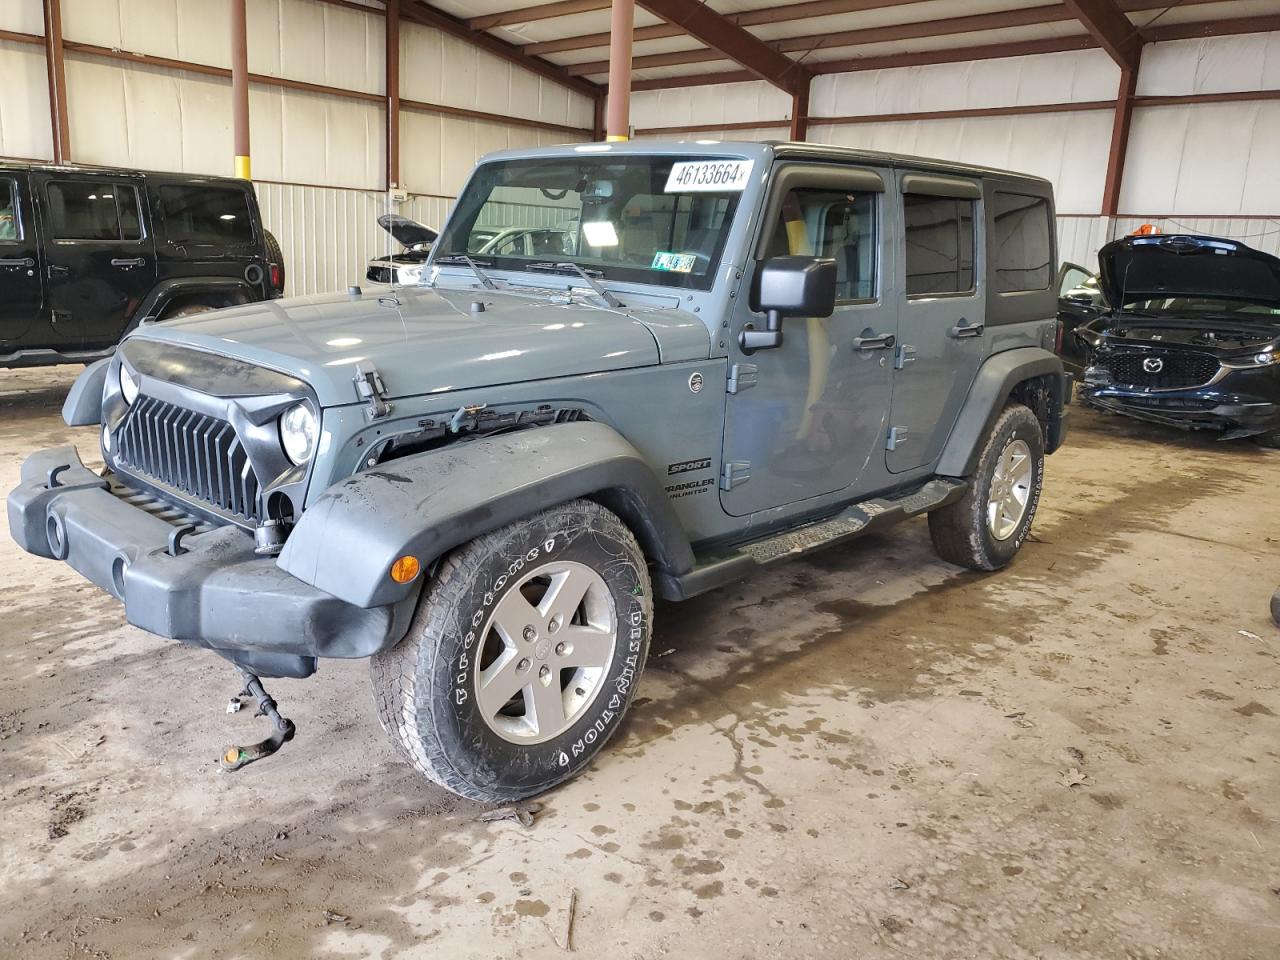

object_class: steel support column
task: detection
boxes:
[790,80,810,141]
[42,0,70,164]
[1102,62,1137,217]
[386,0,401,188]
[231,0,251,180]
[606,0,634,141]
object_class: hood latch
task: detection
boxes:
[353,360,392,421]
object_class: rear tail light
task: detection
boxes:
[269,263,282,292]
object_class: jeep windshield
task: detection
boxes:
[433,154,749,291]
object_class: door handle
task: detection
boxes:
[111,257,146,268]
[48,264,69,278]
[949,320,984,339]
[852,332,896,351]
[0,257,34,268]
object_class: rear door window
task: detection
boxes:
[0,178,20,241]
[158,185,255,244]
[903,195,975,297]
[992,192,1052,293]
[48,180,144,241]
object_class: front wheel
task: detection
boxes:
[370,499,652,802]
[929,403,1045,571]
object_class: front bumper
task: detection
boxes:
[1079,385,1278,437]
[7,447,413,678]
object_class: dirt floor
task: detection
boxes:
[0,364,1277,960]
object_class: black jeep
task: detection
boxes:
[0,163,284,368]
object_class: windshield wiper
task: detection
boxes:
[434,254,497,290]
[525,261,621,308]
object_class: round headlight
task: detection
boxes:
[279,403,318,465]
[119,363,139,405]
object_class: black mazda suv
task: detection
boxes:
[1059,234,1280,447]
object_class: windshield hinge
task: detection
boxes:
[353,361,392,421]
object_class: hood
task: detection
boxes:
[129,286,709,407]
[379,214,437,249]
[1098,234,1280,309]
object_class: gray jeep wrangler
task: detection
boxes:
[8,141,1068,801]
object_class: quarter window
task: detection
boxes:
[762,188,877,301]
[48,180,144,241]
[904,195,975,297]
[992,192,1052,293]
[159,185,255,244]
[0,179,19,242]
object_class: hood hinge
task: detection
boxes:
[353,361,392,421]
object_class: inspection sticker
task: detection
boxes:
[651,251,697,273]
[665,159,754,193]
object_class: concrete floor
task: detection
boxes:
[0,363,1278,960]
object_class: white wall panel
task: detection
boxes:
[1056,216,1113,269]
[253,0,383,95]
[1138,33,1280,97]
[0,41,54,161]
[810,109,1113,214]
[812,49,1119,117]
[400,20,593,131]
[634,127,791,144]
[63,0,232,67]
[400,111,570,198]
[0,0,44,34]
[1121,101,1280,215]
[66,57,233,175]
[631,81,792,130]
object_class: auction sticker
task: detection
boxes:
[665,159,754,193]
[652,251,697,273]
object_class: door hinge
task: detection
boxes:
[52,309,72,328]
[726,363,758,394]
[721,460,751,490]
[894,344,917,370]
[886,426,909,451]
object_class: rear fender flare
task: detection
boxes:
[135,278,256,325]
[936,347,1067,477]
[277,421,694,609]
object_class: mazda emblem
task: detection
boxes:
[1143,357,1164,373]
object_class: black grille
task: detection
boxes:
[116,395,262,523]
[1104,351,1220,389]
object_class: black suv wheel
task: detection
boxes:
[929,403,1045,571]
[370,499,652,802]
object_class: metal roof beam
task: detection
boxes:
[401,1,601,97]
[632,0,810,95]
[1063,0,1141,68]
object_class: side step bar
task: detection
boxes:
[657,478,967,601]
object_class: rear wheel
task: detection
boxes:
[370,499,652,802]
[929,403,1045,571]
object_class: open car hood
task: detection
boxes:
[1097,234,1280,310]
[378,214,438,249]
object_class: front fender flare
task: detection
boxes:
[278,421,694,609]
[62,357,111,426]
[936,347,1067,477]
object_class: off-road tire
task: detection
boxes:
[263,229,286,296]
[370,499,653,802]
[929,403,1045,571]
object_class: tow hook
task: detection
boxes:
[219,669,296,772]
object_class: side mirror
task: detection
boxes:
[740,256,838,353]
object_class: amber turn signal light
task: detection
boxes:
[390,555,421,584]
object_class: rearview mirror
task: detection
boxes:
[741,256,838,353]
